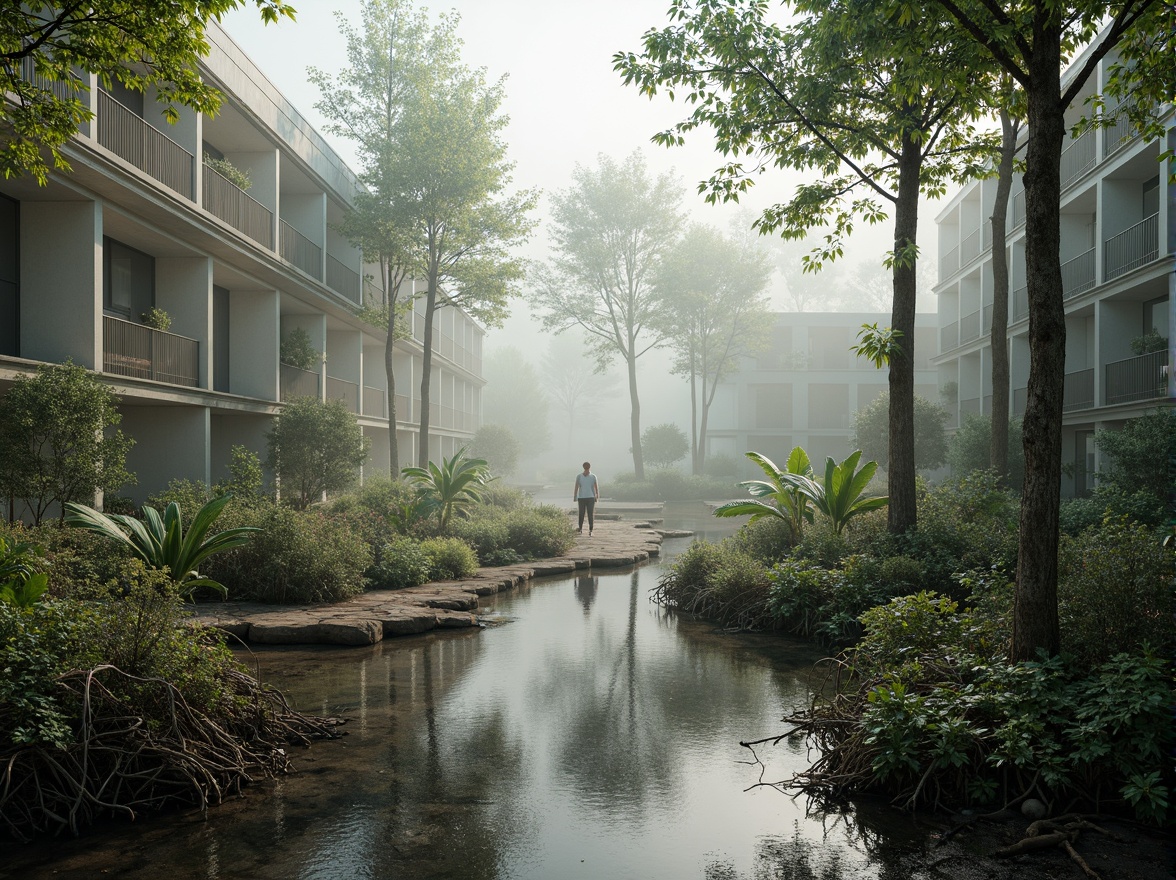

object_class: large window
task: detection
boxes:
[0,194,17,356]
[103,237,154,321]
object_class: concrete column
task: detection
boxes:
[229,289,280,400]
[121,405,210,503]
[157,256,212,388]
[210,413,272,491]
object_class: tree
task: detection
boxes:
[853,392,949,472]
[540,339,619,454]
[482,347,551,458]
[265,398,370,510]
[469,424,521,479]
[0,362,135,525]
[1094,409,1175,506]
[0,1,294,184]
[640,423,689,470]
[653,224,772,474]
[616,0,998,534]
[949,414,1025,487]
[930,0,1167,659]
[534,152,685,480]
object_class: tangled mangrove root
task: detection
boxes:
[0,664,340,842]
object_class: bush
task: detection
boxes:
[947,414,1025,486]
[704,452,739,479]
[1058,485,1168,536]
[1094,408,1175,507]
[1057,516,1174,669]
[731,516,794,565]
[420,537,479,580]
[206,506,369,604]
[19,523,133,599]
[641,423,689,468]
[503,506,574,559]
[478,483,530,511]
[450,514,510,562]
[368,536,431,589]
[469,424,521,478]
[609,471,736,501]
[266,397,370,510]
[654,539,774,630]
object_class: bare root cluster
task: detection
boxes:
[0,664,339,841]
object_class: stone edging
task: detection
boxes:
[192,520,688,647]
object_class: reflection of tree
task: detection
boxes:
[574,574,598,614]
[704,823,849,880]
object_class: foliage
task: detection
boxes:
[640,423,689,469]
[470,424,522,479]
[139,306,172,331]
[478,484,530,511]
[608,470,735,502]
[420,537,479,580]
[449,515,511,564]
[501,506,574,560]
[1129,330,1168,356]
[1058,486,1167,536]
[730,516,795,565]
[368,536,431,589]
[1094,408,1175,508]
[203,154,251,190]
[481,349,552,458]
[1057,517,1174,669]
[0,362,135,525]
[653,539,774,631]
[784,450,888,536]
[402,449,492,529]
[947,414,1025,487]
[267,397,370,510]
[329,475,417,521]
[0,1,295,185]
[533,151,684,480]
[64,495,259,601]
[853,392,949,472]
[713,448,815,541]
[704,452,739,479]
[0,536,48,609]
[850,324,903,368]
[205,505,370,604]
[279,327,323,372]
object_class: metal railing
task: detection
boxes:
[103,315,198,387]
[1105,350,1169,406]
[940,244,960,279]
[279,363,320,401]
[279,219,322,280]
[1013,387,1028,416]
[960,397,981,417]
[1103,97,1139,157]
[1062,368,1094,412]
[1012,286,1029,321]
[1059,128,1095,190]
[202,162,273,248]
[394,393,411,420]
[363,278,384,306]
[960,310,981,343]
[1104,213,1158,281]
[362,385,386,418]
[940,321,958,351]
[982,220,992,250]
[327,255,361,302]
[1012,190,1025,227]
[19,56,78,101]
[960,228,982,265]
[1061,247,1096,299]
[326,375,359,413]
[97,90,194,199]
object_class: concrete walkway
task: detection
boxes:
[193,518,691,647]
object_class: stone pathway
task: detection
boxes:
[193,519,691,647]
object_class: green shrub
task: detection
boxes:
[420,537,479,580]
[450,513,510,561]
[206,506,369,604]
[610,471,736,501]
[369,536,431,589]
[731,516,794,565]
[1059,485,1168,535]
[329,475,417,521]
[947,414,1025,487]
[503,506,574,559]
[654,539,773,630]
[477,483,530,511]
[1057,517,1174,669]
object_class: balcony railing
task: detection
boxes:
[327,375,359,413]
[394,393,411,420]
[982,304,993,334]
[1059,128,1095,190]
[960,228,982,265]
[362,385,386,418]
[1013,286,1028,321]
[941,321,959,351]
[203,163,273,248]
[103,315,198,387]
[960,310,981,344]
[363,278,384,306]
[1104,213,1158,281]
[327,255,361,302]
[1013,386,1028,416]
[279,219,322,280]
[1105,350,1169,406]
[1103,97,1139,157]
[97,90,194,199]
[1012,190,1025,228]
[982,220,992,250]
[1061,247,1096,299]
[1062,368,1094,412]
[280,363,320,401]
[940,244,960,279]
[19,56,78,101]
[960,397,981,417]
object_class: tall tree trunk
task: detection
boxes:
[989,106,1019,484]
[628,350,644,480]
[1012,27,1065,661]
[689,336,700,475]
[418,265,438,468]
[385,264,400,477]
[887,132,921,534]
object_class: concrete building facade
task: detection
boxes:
[0,24,484,507]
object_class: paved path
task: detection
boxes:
[193,519,692,647]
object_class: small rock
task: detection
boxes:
[1021,798,1047,819]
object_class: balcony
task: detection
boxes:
[103,315,198,387]
[1013,286,1028,321]
[19,56,76,101]
[1103,97,1139,157]
[363,385,386,418]
[1059,129,1095,189]
[280,363,320,401]
[279,220,322,281]
[960,397,981,417]
[1105,350,1169,406]
[940,243,960,279]
[960,228,982,265]
[1060,247,1096,300]
[203,162,273,248]
[326,375,359,414]
[1012,190,1025,228]
[326,255,361,302]
[940,321,959,352]
[97,90,194,199]
[960,310,982,344]
[1062,368,1094,412]
[982,304,993,334]
[395,393,411,420]
[1104,213,1158,281]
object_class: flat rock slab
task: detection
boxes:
[192,519,688,647]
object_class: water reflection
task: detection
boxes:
[3,532,917,880]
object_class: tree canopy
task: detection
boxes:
[266,398,370,510]
[853,392,949,473]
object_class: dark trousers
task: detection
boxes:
[577,498,596,530]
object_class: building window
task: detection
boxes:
[103,237,154,321]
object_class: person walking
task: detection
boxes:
[573,461,599,536]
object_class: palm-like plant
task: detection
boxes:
[781,450,888,536]
[64,494,259,600]
[401,449,492,530]
[0,535,49,608]
[713,447,815,539]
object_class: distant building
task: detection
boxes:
[706,312,940,476]
[932,42,1173,497]
[0,23,484,509]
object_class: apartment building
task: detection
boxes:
[933,48,1173,497]
[0,24,484,506]
[706,312,940,476]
